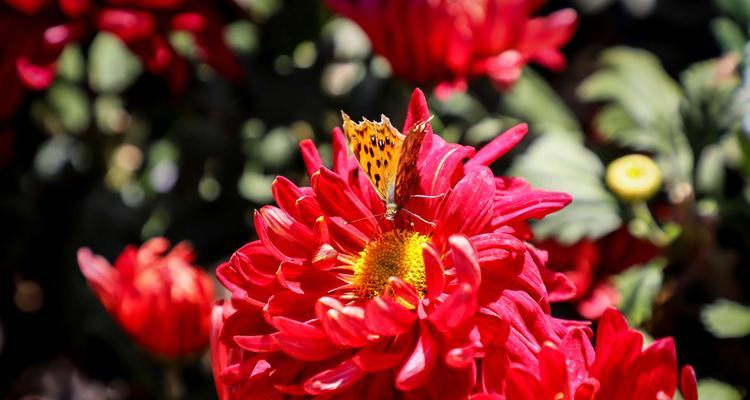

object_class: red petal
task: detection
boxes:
[429,282,476,332]
[491,190,572,228]
[466,123,528,169]
[272,317,345,361]
[434,166,494,244]
[505,367,543,400]
[422,243,445,301]
[396,323,438,391]
[365,296,417,336]
[234,334,279,352]
[16,56,57,90]
[316,297,370,347]
[311,168,378,236]
[449,235,481,291]
[632,338,678,399]
[96,9,156,42]
[402,88,433,134]
[680,365,698,400]
[303,359,367,395]
[299,139,322,178]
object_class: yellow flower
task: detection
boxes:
[606,154,662,201]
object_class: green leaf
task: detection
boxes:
[701,299,750,338]
[614,259,665,326]
[57,45,85,83]
[711,17,747,54]
[502,69,581,135]
[697,379,746,400]
[696,144,726,194]
[714,0,750,22]
[579,47,693,187]
[238,164,274,203]
[46,82,90,134]
[509,133,621,243]
[88,33,142,94]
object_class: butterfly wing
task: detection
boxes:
[394,118,429,208]
[341,112,404,201]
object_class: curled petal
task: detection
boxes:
[365,296,417,336]
[316,297,371,347]
[429,282,477,333]
[303,359,367,395]
[422,243,445,301]
[272,317,345,361]
[234,334,279,353]
[312,168,377,236]
[388,277,420,310]
[396,323,438,391]
[449,235,481,291]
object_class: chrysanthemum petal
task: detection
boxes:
[303,359,367,395]
[365,296,417,336]
[395,323,438,391]
[466,124,528,169]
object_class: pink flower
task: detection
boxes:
[78,237,215,358]
[211,88,581,398]
[325,0,578,97]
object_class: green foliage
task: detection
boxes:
[579,47,693,187]
[614,259,665,326]
[509,133,622,243]
[680,57,742,153]
[713,0,750,53]
[702,299,750,338]
[697,379,746,400]
[711,17,747,54]
[88,33,142,94]
[502,69,581,134]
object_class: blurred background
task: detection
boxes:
[2,0,750,398]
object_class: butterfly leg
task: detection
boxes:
[401,208,436,227]
[410,189,451,200]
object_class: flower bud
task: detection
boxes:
[606,154,662,201]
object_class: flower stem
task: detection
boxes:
[631,201,674,247]
[163,363,184,400]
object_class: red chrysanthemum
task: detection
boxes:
[490,308,698,400]
[0,0,242,120]
[78,237,215,358]
[537,227,661,319]
[325,0,578,97]
[212,88,594,398]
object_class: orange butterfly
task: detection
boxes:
[341,112,431,222]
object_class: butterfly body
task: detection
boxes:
[341,112,430,222]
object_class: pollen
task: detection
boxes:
[352,230,430,299]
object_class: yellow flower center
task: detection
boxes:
[352,230,429,299]
[606,154,662,202]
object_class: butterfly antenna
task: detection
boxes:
[344,213,386,225]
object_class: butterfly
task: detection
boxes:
[341,111,432,222]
